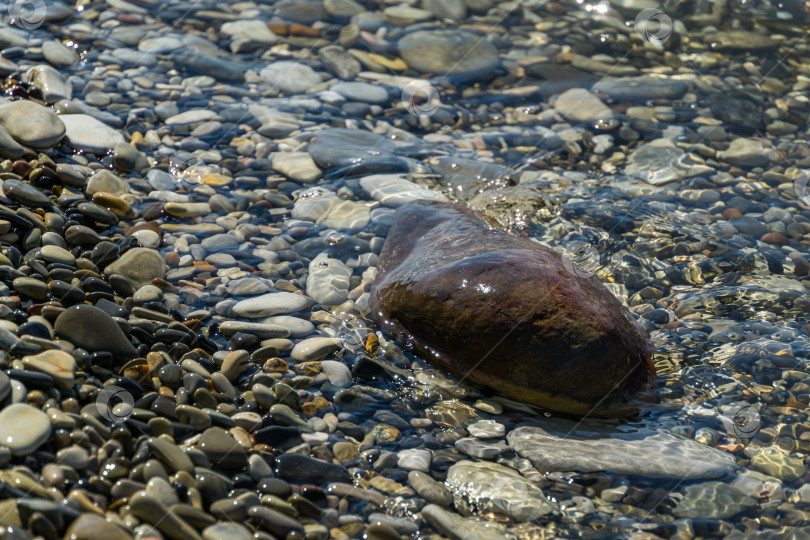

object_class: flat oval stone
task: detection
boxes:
[3,179,50,207]
[260,316,314,337]
[40,244,76,265]
[0,403,52,456]
[290,337,342,362]
[60,114,126,154]
[369,200,654,417]
[12,276,49,301]
[218,321,290,339]
[164,202,212,217]
[104,247,167,288]
[232,292,309,318]
[54,304,137,358]
[202,523,253,540]
[275,453,351,484]
[0,100,66,148]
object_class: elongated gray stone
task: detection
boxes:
[232,292,309,318]
[507,418,740,479]
[218,321,290,339]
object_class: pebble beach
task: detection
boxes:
[0,0,809,539]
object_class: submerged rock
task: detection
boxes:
[446,460,556,521]
[508,418,740,479]
[369,200,654,416]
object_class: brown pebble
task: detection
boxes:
[124,220,162,238]
[263,357,289,372]
[12,160,31,176]
[791,254,810,276]
[761,231,788,245]
[27,390,46,406]
[164,251,180,266]
[301,402,319,417]
[722,208,742,219]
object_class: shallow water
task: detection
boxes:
[2,0,810,538]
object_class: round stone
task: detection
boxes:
[0,403,52,456]
[104,247,167,288]
[260,61,322,94]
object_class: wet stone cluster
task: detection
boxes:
[0,0,809,539]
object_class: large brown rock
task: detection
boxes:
[369,200,654,416]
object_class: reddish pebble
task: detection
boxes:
[791,253,810,276]
[12,160,31,177]
[164,251,180,266]
[722,208,742,219]
[761,231,788,245]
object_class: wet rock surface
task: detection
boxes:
[508,418,740,479]
[370,200,654,415]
